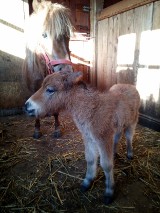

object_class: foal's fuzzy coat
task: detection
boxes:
[25,71,140,204]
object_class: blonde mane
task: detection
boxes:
[42,2,74,39]
[25,1,74,52]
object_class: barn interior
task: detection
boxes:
[0,0,160,212]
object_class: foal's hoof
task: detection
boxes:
[33,131,42,139]
[53,129,62,138]
[127,155,134,160]
[104,195,114,205]
[80,184,90,193]
[80,180,93,192]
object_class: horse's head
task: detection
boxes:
[39,2,74,73]
[40,31,73,73]
[25,1,74,76]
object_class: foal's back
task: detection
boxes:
[109,84,140,122]
[71,83,140,139]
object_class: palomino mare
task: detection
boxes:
[23,0,74,138]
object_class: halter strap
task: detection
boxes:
[41,46,73,75]
[49,59,73,66]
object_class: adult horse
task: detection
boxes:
[23,0,74,138]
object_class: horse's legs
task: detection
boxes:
[33,114,62,139]
[33,118,42,139]
[53,113,62,138]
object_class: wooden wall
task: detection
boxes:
[0,0,30,116]
[95,0,160,130]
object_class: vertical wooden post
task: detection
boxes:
[90,0,103,86]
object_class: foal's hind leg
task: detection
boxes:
[33,118,42,139]
[113,132,122,158]
[125,123,136,160]
[53,113,62,138]
[99,138,114,205]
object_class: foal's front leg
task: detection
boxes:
[81,140,98,192]
[53,113,62,138]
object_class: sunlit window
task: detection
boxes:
[0,0,28,59]
[0,23,25,59]
[117,33,136,66]
[0,0,28,29]
[70,33,91,66]
[137,29,160,102]
[139,30,160,65]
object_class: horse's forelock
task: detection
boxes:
[25,2,73,52]
[42,3,74,40]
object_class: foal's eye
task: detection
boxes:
[46,87,56,95]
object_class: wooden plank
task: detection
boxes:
[98,0,157,20]
[90,0,104,86]
[116,9,136,84]
[105,16,114,90]
[97,15,118,90]
[152,0,160,29]
[97,19,109,90]
[134,3,153,83]
[111,14,120,85]
[119,8,135,35]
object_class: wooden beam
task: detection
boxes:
[98,0,158,20]
[90,0,104,86]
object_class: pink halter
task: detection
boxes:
[40,45,73,74]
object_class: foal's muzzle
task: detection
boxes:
[25,101,35,117]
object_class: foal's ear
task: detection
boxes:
[71,71,83,84]
[63,71,83,90]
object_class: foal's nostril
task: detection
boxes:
[25,102,30,112]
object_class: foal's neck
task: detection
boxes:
[64,83,95,115]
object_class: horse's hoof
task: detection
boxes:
[104,195,114,205]
[53,129,62,138]
[33,131,42,139]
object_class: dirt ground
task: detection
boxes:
[0,112,160,213]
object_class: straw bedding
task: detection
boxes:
[0,112,160,213]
